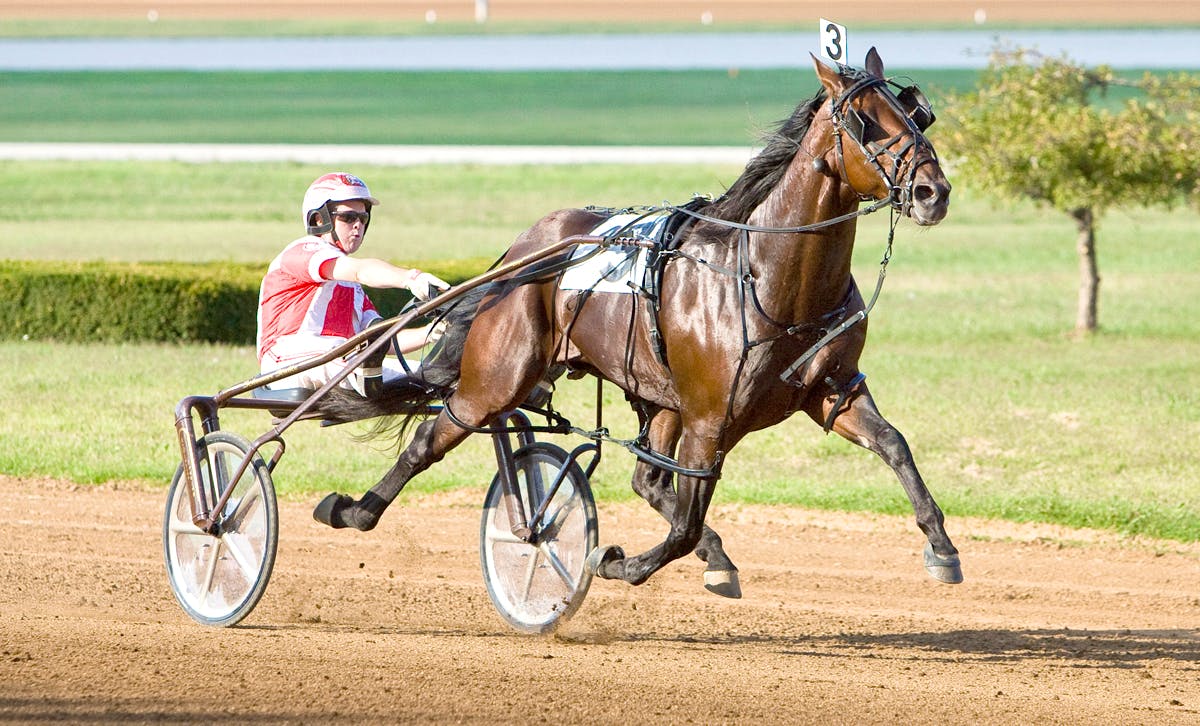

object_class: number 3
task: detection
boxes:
[819,18,847,63]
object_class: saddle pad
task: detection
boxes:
[559,211,669,293]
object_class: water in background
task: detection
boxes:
[4,29,1198,71]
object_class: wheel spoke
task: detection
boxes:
[519,546,541,601]
[489,530,528,546]
[221,532,260,581]
[536,488,578,538]
[222,480,262,524]
[484,507,529,545]
[200,538,221,600]
[169,515,208,538]
[538,541,578,590]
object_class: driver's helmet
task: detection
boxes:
[301,172,380,235]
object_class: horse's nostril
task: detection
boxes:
[914,184,937,203]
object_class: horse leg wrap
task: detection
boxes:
[703,568,742,599]
[313,492,387,532]
[585,545,625,580]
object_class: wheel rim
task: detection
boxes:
[165,435,274,625]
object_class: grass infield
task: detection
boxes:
[2,160,1198,542]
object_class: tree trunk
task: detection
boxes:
[1070,206,1099,334]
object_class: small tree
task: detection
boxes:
[942,47,1200,334]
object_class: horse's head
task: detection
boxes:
[811,47,950,226]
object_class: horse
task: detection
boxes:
[312,47,962,596]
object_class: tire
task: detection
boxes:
[479,442,598,634]
[163,431,278,627]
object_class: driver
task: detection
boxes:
[256,172,449,394]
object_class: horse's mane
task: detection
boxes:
[701,88,828,225]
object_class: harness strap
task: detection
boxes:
[667,195,892,235]
[822,371,866,433]
[778,207,899,385]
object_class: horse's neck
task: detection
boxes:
[744,162,860,323]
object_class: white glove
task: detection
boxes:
[425,320,448,347]
[405,270,450,301]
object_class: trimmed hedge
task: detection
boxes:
[0,258,488,344]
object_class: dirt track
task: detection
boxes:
[7,0,1200,24]
[1,475,1198,724]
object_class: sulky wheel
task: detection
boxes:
[479,442,598,634]
[163,431,278,627]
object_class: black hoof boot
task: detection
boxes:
[313,493,381,532]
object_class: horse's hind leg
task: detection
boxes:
[591,422,722,587]
[316,283,554,532]
[630,405,741,597]
[313,413,470,531]
[811,380,963,584]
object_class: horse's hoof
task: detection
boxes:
[313,493,380,531]
[703,569,742,599]
[313,493,352,529]
[586,545,624,579]
[923,542,963,584]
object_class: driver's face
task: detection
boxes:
[330,200,368,254]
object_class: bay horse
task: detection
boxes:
[313,48,962,595]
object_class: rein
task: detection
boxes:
[666,194,892,236]
[661,71,932,391]
[777,208,899,383]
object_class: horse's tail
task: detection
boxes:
[313,286,488,439]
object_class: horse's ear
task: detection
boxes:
[810,52,843,94]
[865,47,884,79]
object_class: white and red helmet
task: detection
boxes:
[301,172,380,234]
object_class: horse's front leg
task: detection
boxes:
[629,406,741,597]
[589,424,721,587]
[810,380,963,584]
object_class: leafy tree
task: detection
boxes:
[941,47,1200,333]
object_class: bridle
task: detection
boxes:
[828,71,938,217]
[665,72,937,237]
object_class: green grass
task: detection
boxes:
[3,67,1179,146]
[1,159,749,262]
[0,69,987,145]
[1,163,1197,542]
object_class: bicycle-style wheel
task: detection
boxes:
[479,442,598,634]
[163,431,278,627]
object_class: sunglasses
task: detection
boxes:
[332,210,371,226]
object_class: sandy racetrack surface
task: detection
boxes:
[1,475,1197,724]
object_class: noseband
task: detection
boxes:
[827,74,938,216]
